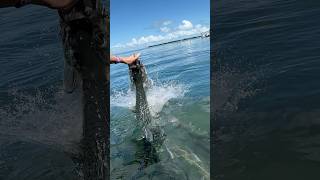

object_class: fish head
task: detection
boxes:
[128,60,150,89]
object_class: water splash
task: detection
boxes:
[0,87,83,153]
[111,80,188,117]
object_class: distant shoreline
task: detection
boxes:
[113,32,210,54]
[148,35,205,48]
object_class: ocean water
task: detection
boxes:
[213,0,320,179]
[0,5,209,180]
[1,6,86,180]
[110,38,210,179]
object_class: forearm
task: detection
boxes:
[110,53,140,64]
[110,55,124,64]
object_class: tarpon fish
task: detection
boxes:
[128,60,153,142]
[60,0,109,179]
[63,29,109,180]
[128,60,165,168]
[128,60,152,137]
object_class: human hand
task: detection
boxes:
[122,53,141,64]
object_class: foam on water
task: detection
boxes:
[111,79,188,117]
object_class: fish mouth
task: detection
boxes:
[128,60,151,89]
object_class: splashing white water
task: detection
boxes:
[111,80,188,116]
[0,88,83,153]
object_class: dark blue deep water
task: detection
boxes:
[214,0,320,179]
[1,6,81,180]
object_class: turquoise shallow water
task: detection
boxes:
[110,38,210,179]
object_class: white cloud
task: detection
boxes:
[111,20,209,50]
[162,20,172,26]
[112,43,125,48]
[125,35,166,47]
[160,26,171,33]
[178,20,193,30]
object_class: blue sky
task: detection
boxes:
[110,0,210,52]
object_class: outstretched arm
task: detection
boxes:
[111,53,141,64]
[0,0,76,9]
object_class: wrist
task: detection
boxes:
[115,56,122,64]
